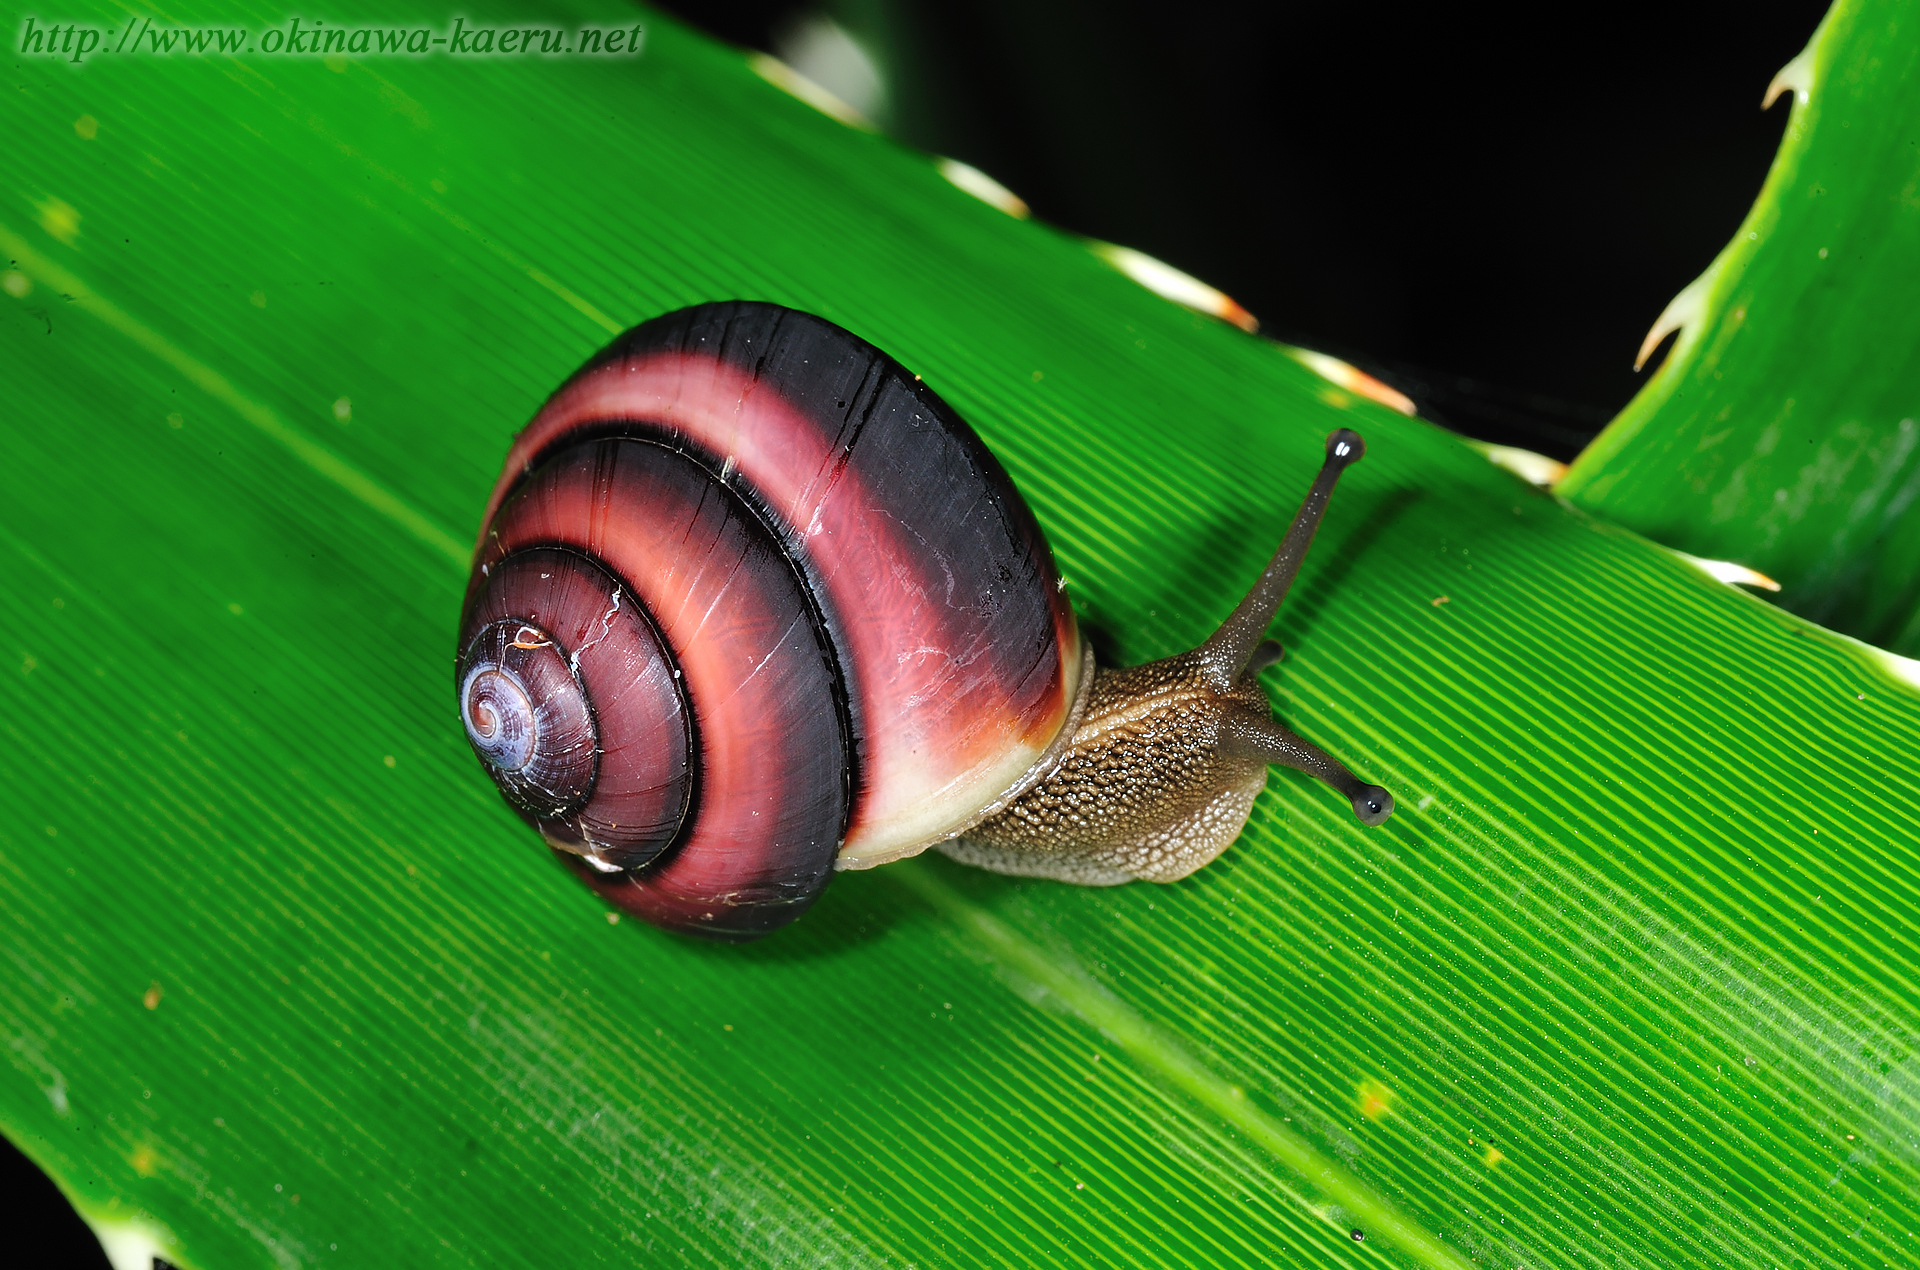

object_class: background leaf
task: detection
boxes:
[3,2,1915,1268]
[1560,1,1920,654]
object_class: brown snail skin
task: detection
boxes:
[458,300,1392,940]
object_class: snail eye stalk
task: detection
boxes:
[1202,427,1394,827]
[1197,428,1367,687]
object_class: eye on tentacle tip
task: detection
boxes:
[1351,784,1394,827]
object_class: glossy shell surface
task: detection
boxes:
[461,302,1082,936]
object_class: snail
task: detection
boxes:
[458,301,1392,940]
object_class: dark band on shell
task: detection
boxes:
[460,301,1080,938]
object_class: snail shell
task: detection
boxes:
[459,301,1389,940]
[461,301,1083,937]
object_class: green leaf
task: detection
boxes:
[1559,0,1920,654]
[3,3,1914,1269]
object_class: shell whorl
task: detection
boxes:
[460,302,1082,939]
[459,546,697,869]
[458,619,597,815]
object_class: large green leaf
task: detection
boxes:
[1559,0,1920,654]
[4,3,1915,1268]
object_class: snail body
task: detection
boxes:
[459,301,1390,939]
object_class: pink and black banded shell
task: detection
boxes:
[459,302,1083,939]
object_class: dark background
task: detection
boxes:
[2,0,1830,1264]
[662,0,1828,457]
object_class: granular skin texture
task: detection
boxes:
[942,654,1273,884]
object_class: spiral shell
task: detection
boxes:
[459,302,1084,938]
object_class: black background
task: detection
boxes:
[660,0,1828,456]
[2,0,1830,1263]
